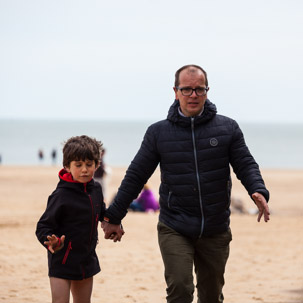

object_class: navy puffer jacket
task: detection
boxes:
[106,99,269,238]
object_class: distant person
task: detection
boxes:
[129,184,159,212]
[94,148,111,202]
[38,149,44,163]
[51,149,57,165]
[102,64,270,303]
[36,135,124,303]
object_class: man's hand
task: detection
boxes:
[101,221,125,242]
[252,193,270,222]
[44,234,65,253]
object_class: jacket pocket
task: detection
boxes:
[62,241,72,265]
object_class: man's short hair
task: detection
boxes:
[174,65,208,87]
[63,135,103,167]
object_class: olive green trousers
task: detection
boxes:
[157,221,232,303]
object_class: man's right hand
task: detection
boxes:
[101,221,125,242]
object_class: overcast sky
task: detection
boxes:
[1,0,302,123]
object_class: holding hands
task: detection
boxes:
[101,221,125,242]
[44,234,65,253]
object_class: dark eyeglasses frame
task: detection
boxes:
[176,86,209,96]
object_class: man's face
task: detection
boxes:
[174,68,208,117]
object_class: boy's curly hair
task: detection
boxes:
[62,135,103,168]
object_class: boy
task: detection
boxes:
[36,135,124,303]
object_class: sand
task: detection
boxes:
[0,165,302,303]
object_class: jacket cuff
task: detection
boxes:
[103,215,121,225]
[251,189,270,202]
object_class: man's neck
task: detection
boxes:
[178,106,204,118]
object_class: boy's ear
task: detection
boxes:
[65,166,71,173]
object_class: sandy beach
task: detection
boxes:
[0,165,302,303]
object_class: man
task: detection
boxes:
[102,65,270,303]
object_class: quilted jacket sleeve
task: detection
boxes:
[105,125,160,224]
[229,120,269,202]
[36,193,62,247]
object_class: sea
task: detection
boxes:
[0,119,302,169]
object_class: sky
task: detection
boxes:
[0,0,302,123]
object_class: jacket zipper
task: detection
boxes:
[62,241,72,264]
[84,184,95,244]
[191,117,204,237]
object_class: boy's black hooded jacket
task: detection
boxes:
[36,169,105,280]
[105,99,269,238]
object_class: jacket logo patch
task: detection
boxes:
[210,138,218,147]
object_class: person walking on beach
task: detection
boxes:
[101,64,270,303]
[38,149,44,163]
[51,148,57,165]
[36,135,124,303]
[94,148,111,202]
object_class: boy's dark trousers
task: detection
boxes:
[157,221,232,303]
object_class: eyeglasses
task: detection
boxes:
[176,86,209,96]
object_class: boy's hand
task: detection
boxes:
[44,234,65,253]
[101,221,125,242]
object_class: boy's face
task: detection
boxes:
[65,159,96,183]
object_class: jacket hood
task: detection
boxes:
[58,168,95,192]
[59,168,79,183]
[167,99,217,127]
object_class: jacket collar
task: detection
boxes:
[59,168,80,183]
[57,169,95,192]
[167,99,217,127]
